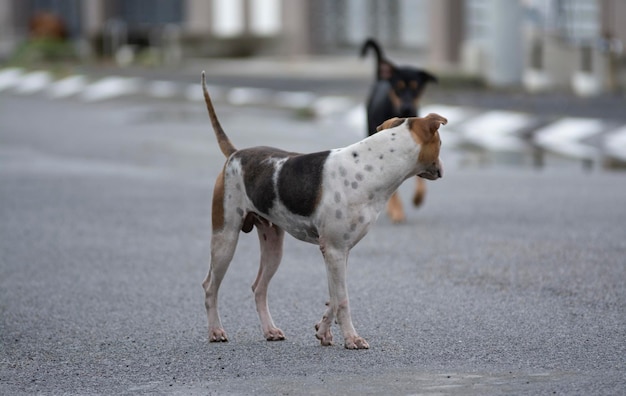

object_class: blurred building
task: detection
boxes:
[0,0,624,92]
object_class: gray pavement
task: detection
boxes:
[1,88,626,394]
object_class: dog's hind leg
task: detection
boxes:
[203,228,240,342]
[252,220,286,341]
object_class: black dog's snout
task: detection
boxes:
[399,106,414,118]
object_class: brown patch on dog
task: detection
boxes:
[418,136,439,165]
[376,117,405,132]
[413,178,426,207]
[212,169,226,231]
[386,191,405,223]
[387,90,402,114]
[408,113,447,164]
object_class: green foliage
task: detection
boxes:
[7,38,76,67]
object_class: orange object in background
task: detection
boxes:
[29,11,67,40]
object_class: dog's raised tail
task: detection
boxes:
[360,38,389,80]
[202,71,236,157]
[360,38,383,61]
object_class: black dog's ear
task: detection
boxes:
[419,70,438,84]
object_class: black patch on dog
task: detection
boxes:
[235,147,294,214]
[278,150,330,216]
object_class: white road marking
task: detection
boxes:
[0,68,24,92]
[456,110,535,152]
[47,75,87,98]
[534,118,605,159]
[312,96,354,117]
[273,91,316,109]
[81,76,142,102]
[147,80,180,98]
[227,87,274,106]
[14,71,52,94]
[603,124,626,161]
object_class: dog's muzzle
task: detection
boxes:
[417,159,443,180]
[399,106,416,118]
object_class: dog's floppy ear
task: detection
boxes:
[424,113,447,135]
[419,70,438,84]
[408,113,448,148]
[376,117,405,132]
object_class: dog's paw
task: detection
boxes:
[264,327,285,341]
[387,206,406,223]
[390,213,406,223]
[315,323,334,346]
[209,328,228,342]
[412,192,424,207]
[344,335,369,350]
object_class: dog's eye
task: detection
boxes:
[396,81,406,90]
[409,81,418,90]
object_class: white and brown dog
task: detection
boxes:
[201,72,446,349]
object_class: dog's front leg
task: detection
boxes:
[318,243,369,349]
[386,191,406,223]
[315,302,334,346]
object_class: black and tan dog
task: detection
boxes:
[361,38,438,223]
[200,72,446,349]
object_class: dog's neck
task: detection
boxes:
[340,127,421,198]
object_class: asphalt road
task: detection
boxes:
[1,95,625,395]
